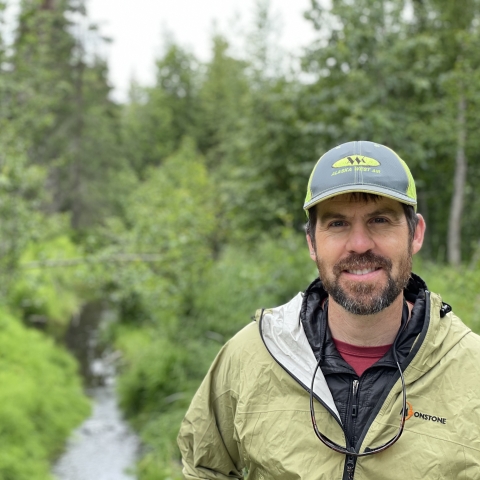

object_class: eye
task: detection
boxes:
[329,220,348,228]
[370,217,389,224]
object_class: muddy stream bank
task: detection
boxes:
[52,303,140,480]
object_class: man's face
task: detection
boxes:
[306,195,424,315]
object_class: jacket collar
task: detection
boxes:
[259,292,342,423]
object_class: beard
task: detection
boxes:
[317,250,412,316]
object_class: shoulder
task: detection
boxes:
[222,292,305,359]
[226,320,262,350]
[453,324,480,358]
[207,321,269,385]
[209,294,306,391]
[218,316,275,372]
[428,291,480,366]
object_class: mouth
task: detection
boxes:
[345,267,381,276]
[332,252,393,281]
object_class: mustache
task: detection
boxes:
[333,251,392,276]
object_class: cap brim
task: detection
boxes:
[304,185,417,211]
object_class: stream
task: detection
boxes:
[52,303,140,480]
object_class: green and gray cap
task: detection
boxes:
[304,141,417,216]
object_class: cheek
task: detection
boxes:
[378,231,411,255]
[314,255,337,278]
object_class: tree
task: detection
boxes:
[121,42,201,179]
[10,0,131,229]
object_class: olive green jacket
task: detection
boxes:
[177,291,480,479]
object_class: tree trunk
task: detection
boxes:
[447,92,467,266]
[41,0,55,10]
[70,54,84,230]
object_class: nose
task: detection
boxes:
[345,222,375,254]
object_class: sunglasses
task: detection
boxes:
[309,349,407,477]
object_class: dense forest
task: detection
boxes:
[1,0,480,478]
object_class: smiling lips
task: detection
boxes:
[346,267,381,276]
[333,252,392,279]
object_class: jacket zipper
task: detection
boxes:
[344,380,359,479]
[345,379,360,439]
[346,455,355,480]
[352,379,359,418]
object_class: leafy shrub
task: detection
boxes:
[414,258,480,333]
[190,230,316,338]
[0,308,90,480]
[116,328,190,418]
[9,235,93,338]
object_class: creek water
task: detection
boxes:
[52,303,140,480]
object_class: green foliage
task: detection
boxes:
[116,328,190,418]
[10,235,85,336]
[0,307,90,480]
[0,124,60,297]
[229,76,314,235]
[7,0,134,230]
[196,35,249,160]
[191,232,316,337]
[135,409,186,480]
[122,42,200,178]
[155,42,200,150]
[101,137,218,327]
[415,259,480,333]
[122,84,175,177]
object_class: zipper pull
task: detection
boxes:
[346,455,355,480]
[352,380,359,418]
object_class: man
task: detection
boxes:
[178,141,480,479]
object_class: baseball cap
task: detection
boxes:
[304,141,417,216]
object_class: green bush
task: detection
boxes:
[190,231,316,338]
[10,235,86,338]
[0,308,90,480]
[116,328,191,418]
[414,258,480,333]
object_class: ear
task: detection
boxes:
[306,233,317,261]
[411,214,426,255]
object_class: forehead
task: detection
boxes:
[316,193,405,219]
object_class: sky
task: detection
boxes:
[86,0,317,102]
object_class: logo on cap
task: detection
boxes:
[332,156,381,168]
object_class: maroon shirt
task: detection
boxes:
[332,338,392,377]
